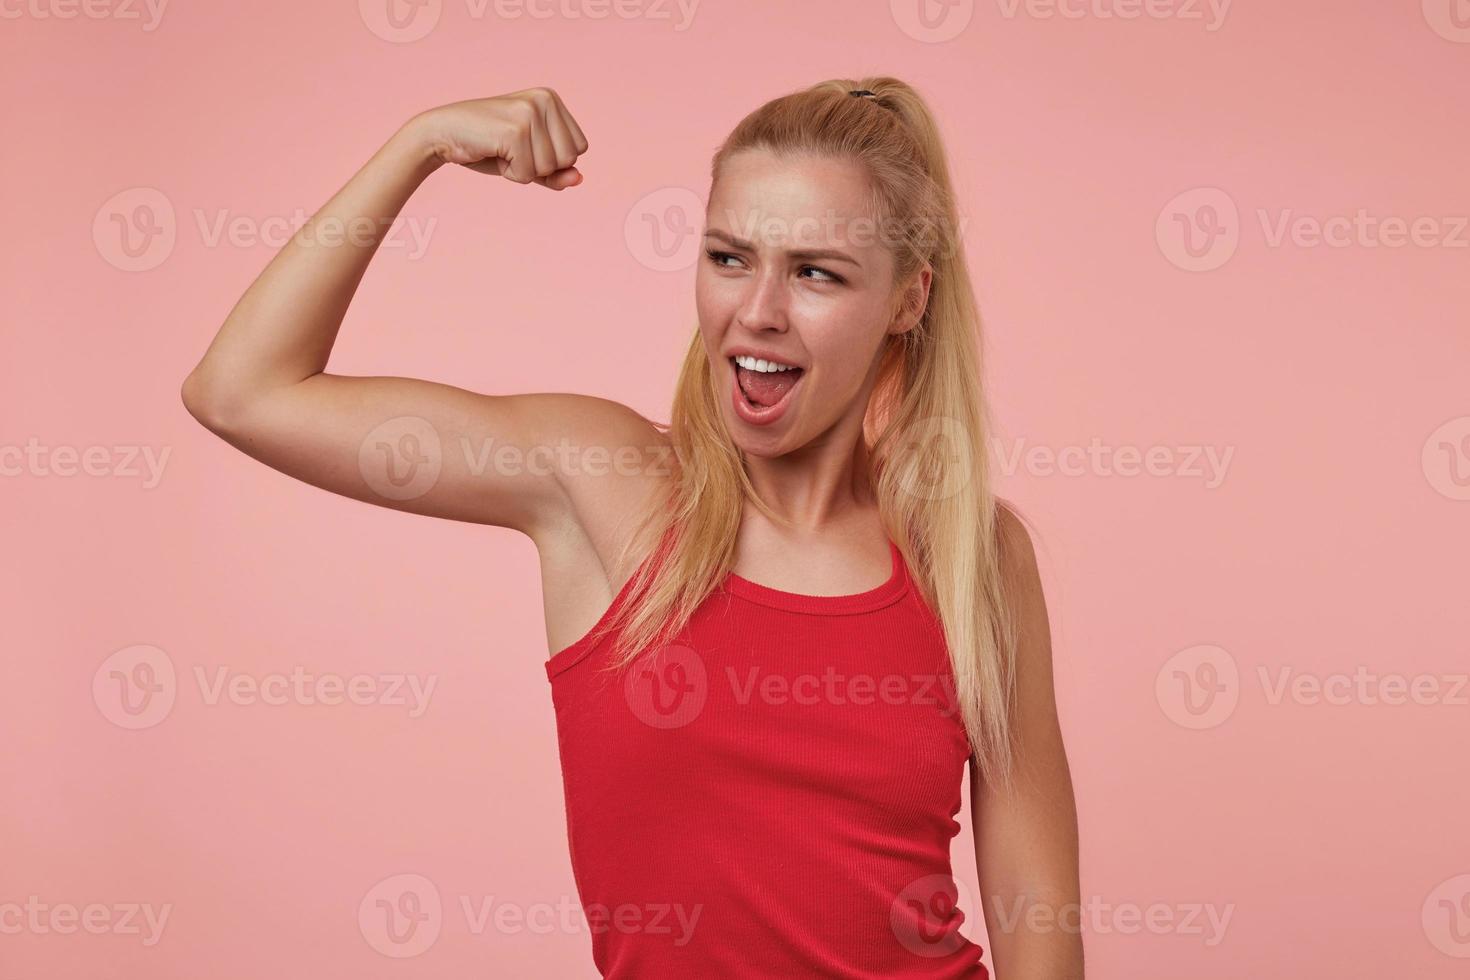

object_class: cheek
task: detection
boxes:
[801,324,888,402]
[696,269,738,311]
[813,347,865,392]
[694,274,730,332]
[694,302,732,366]
[694,301,720,354]
[803,311,884,374]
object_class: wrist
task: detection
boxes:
[392,112,448,175]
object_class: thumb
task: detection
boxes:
[536,166,583,191]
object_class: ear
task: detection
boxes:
[889,264,933,336]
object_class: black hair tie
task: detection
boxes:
[849,89,878,99]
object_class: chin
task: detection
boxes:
[733,438,785,460]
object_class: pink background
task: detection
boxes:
[4,1,1469,977]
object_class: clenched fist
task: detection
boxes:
[408,87,589,190]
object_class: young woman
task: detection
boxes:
[182,78,1083,978]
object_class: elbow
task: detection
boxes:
[180,369,234,433]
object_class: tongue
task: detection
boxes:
[738,366,801,408]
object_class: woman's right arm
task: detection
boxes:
[181,89,660,540]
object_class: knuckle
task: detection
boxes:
[510,100,537,125]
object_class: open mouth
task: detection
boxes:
[729,355,805,423]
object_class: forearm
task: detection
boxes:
[183,115,443,414]
[984,888,1085,979]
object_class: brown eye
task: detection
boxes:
[801,265,843,284]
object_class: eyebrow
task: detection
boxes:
[703,229,863,267]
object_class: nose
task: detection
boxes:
[734,267,790,335]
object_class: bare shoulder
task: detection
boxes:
[995,500,1050,655]
[996,500,1040,583]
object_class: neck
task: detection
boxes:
[741,398,877,533]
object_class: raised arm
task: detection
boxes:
[180,88,658,539]
[973,505,1084,978]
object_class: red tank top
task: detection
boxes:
[543,538,989,978]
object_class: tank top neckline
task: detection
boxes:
[721,538,909,615]
[545,538,913,681]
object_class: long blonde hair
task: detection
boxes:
[592,76,1025,789]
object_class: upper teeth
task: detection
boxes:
[734,354,799,373]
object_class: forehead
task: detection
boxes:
[706,149,882,251]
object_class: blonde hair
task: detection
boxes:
[592,76,1025,789]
